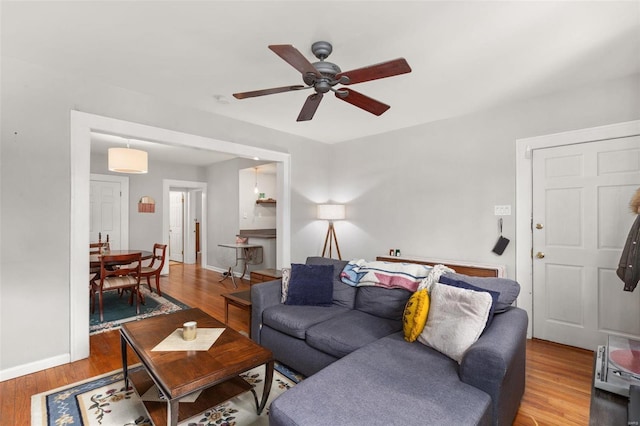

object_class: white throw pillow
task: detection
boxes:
[281,267,291,303]
[417,282,492,363]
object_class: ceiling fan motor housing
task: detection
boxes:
[303,61,342,93]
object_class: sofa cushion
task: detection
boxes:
[418,282,492,363]
[262,304,349,339]
[285,263,334,306]
[280,267,291,303]
[439,275,499,329]
[306,256,356,308]
[402,288,430,342]
[269,332,492,426]
[355,286,411,320]
[306,310,402,358]
[444,272,520,313]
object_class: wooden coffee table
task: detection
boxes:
[120,308,274,426]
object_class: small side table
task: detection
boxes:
[218,244,264,288]
[250,268,282,285]
[222,290,252,334]
[590,353,628,425]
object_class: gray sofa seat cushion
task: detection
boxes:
[305,256,356,308]
[269,332,492,426]
[306,310,402,358]
[354,286,412,320]
[262,304,349,339]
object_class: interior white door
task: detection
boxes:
[169,191,184,262]
[532,136,640,350]
[90,180,121,250]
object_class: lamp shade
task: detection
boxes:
[317,204,346,220]
[108,147,148,174]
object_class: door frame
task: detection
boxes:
[515,120,640,338]
[70,111,292,363]
[164,180,207,272]
[90,173,130,249]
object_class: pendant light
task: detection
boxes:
[254,167,259,194]
[108,140,148,174]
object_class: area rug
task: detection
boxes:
[90,287,190,335]
[32,364,297,426]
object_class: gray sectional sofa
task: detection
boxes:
[251,257,528,425]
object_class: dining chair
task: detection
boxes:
[89,242,103,255]
[140,243,168,296]
[89,242,104,282]
[90,252,142,322]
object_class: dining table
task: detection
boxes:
[90,249,154,268]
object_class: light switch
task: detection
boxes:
[494,205,512,216]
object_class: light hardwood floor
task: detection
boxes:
[0,262,594,425]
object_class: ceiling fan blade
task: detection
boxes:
[297,93,323,121]
[233,85,307,99]
[269,45,321,78]
[335,89,390,116]
[337,58,412,85]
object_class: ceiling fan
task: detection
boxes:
[232,41,412,121]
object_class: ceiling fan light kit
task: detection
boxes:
[233,41,411,121]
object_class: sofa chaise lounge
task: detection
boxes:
[251,256,528,425]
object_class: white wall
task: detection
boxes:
[0,56,330,378]
[331,73,640,277]
[239,166,277,230]
[91,152,207,251]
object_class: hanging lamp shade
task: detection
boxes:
[108,147,148,174]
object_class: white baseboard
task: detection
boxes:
[0,353,70,381]
[206,264,243,278]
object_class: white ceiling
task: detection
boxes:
[3,1,639,149]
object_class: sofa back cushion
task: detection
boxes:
[445,272,520,313]
[306,256,356,308]
[285,263,334,306]
[355,286,412,320]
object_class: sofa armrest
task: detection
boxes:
[459,307,528,426]
[251,279,282,344]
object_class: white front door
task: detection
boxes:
[169,191,184,262]
[532,136,640,350]
[90,179,122,250]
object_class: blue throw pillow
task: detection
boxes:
[439,275,500,330]
[285,263,334,306]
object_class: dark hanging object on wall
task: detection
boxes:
[492,217,510,255]
[617,188,640,292]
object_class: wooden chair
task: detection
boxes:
[89,242,103,255]
[140,243,168,296]
[89,242,105,280]
[90,252,142,322]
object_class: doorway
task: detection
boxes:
[169,191,185,263]
[71,111,292,363]
[516,120,640,347]
[531,137,640,350]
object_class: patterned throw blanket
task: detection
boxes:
[340,259,434,292]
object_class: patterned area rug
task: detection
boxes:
[31,364,297,426]
[90,287,190,335]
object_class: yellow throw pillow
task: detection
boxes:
[402,288,430,342]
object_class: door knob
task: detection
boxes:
[536,252,545,259]
[536,223,544,229]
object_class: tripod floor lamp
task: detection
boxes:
[317,204,345,260]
